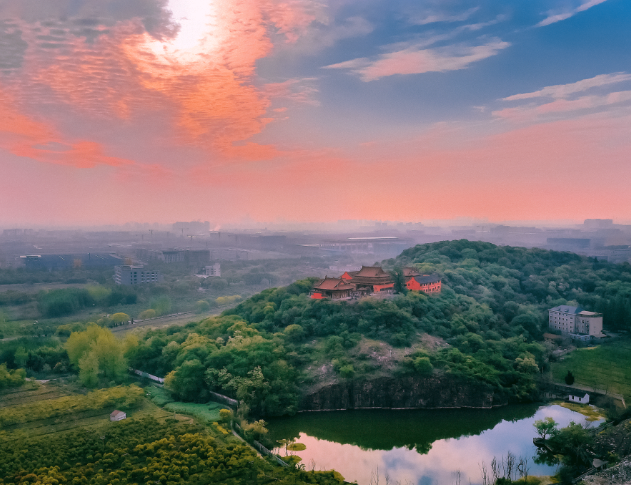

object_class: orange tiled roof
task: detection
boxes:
[355,266,389,277]
[314,277,355,291]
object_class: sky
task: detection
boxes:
[0,0,630,226]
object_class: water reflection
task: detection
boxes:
[268,405,602,485]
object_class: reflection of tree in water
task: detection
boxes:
[414,441,432,455]
[534,447,559,466]
[267,404,540,453]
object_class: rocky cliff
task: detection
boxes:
[299,376,508,411]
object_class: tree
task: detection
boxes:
[165,359,207,401]
[219,408,233,424]
[138,309,156,319]
[195,300,211,314]
[14,346,28,368]
[283,324,304,342]
[390,267,408,295]
[110,313,130,326]
[565,370,575,385]
[150,296,172,316]
[65,324,129,386]
[533,417,558,440]
[79,351,100,387]
[413,356,434,376]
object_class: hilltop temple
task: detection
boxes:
[311,266,441,299]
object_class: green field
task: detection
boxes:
[164,401,229,423]
[551,338,631,402]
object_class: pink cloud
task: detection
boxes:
[503,73,631,101]
[0,0,322,166]
[325,39,510,81]
[494,90,631,121]
[537,0,608,27]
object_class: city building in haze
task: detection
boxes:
[114,265,162,285]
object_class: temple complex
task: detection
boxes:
[311,265,442,299]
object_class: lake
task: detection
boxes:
[268,404,602,485]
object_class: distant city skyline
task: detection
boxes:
[1,0,630,225]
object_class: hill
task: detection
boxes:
[128,240,631,416]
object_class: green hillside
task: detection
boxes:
[127,240,631,416]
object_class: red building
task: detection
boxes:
[405,273,442,294]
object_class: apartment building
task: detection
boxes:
[548,305,603,341]
[114,265,162,285]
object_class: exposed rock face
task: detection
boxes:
[299,376,507,411]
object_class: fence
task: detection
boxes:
[233,422,288,467]
[128,374,288,468]
[131,369,165,384]
[208,390,238,409]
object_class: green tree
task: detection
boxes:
[14,346,28,368]
[138,309,156,319]
[79,351,100,387]
[413,356,434,376]
[165,359,207,401]
[390,267,408,295]
[565,370,575,385]
[533,417,558,440]
[65,324,129,385]
[150,296,172,316]
[195,300,211,314]
[110,312,130,326]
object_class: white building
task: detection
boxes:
[569,393,589,404]
[114,265,162,285]
[110,410,126,421]
[548,305,603,340]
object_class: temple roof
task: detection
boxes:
[314,277,355,291]
[355,266,389,277]
[403,267,420,277]
[411,274,441,285]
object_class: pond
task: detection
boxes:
[267,404,602,485]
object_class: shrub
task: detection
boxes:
[339,364,355,379]
[195,300,211,314]
[413,357,434,376]
[138,309,157,319]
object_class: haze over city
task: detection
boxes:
[1,0,630,226]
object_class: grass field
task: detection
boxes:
[146,385,175,406]
[164,401,229,423]
[551,338,631,402]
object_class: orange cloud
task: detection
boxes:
[0,88,132,168]
[1,0,319,165]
